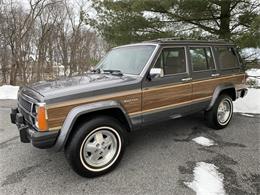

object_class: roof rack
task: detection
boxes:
[143,38,229,43]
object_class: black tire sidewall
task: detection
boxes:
[65,116,126,177]
[206,94,233,129]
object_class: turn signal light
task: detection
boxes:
[36,104,48,131]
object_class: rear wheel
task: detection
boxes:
[65,116,126,177]
[205,94,233,130]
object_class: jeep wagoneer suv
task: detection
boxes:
[11,39,247,177]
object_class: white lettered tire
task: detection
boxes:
[65,116,126,177]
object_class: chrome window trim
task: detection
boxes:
[140,44,161,77]
[211,46,218,71]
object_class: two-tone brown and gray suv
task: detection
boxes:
[10,39,247,177]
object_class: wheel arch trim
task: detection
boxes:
[53,100,132,151]
[206,84,236,111]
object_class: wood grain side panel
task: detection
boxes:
[47,74,245,129]
[142,83,192,111]
[192,74,245,99]
[192,78,220,99]
[47,92,142,129]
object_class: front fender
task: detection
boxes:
[53,100,131,151]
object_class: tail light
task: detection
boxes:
[36,103,48,131]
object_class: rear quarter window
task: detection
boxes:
[215,46,239,69]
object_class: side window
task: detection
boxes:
[216,47,239,69]
[154,47,186,75]
[189,47,215,71]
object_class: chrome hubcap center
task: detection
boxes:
[82,129,118,168]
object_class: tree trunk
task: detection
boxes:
[219,0,232,40]
[9,44,18,85]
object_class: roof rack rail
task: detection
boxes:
[143,37,181,42]
[143,38,229,43]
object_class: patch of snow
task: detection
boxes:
[192,136,216,146]
[0,85,19,99]
[234,88,260,114]
[246,69,260,77]
[184,162,225,195]
[53,65,65,76]
[241,113,255,117]
[246,69,260,87]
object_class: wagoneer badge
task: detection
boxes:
[123,98,139,103]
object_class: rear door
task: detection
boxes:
[141,46,193,124]
[188,46,218,108]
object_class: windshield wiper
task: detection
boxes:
[90,68,101,74]
[103,69,123,76]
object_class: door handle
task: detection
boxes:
[211,73,220,77]
[182,77,192,82]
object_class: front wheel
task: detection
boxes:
[205,94,233,130]
[65,116,126,177]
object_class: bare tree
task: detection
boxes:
[0,0,103,85]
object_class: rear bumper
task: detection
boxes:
[10,108,59,149]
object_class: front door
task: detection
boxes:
[142,46,193,124]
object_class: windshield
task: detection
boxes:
[96,45,156,75]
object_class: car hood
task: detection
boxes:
[25,73,138,102]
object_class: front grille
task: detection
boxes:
[19,96,32,112]
[18,92,37,127]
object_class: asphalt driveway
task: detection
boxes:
[0,100,259,195]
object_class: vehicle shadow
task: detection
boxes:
[128,112,209,146]
[127,112,246,149]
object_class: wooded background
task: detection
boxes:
[0,0,259,85]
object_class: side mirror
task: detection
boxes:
[148,68,163,80]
